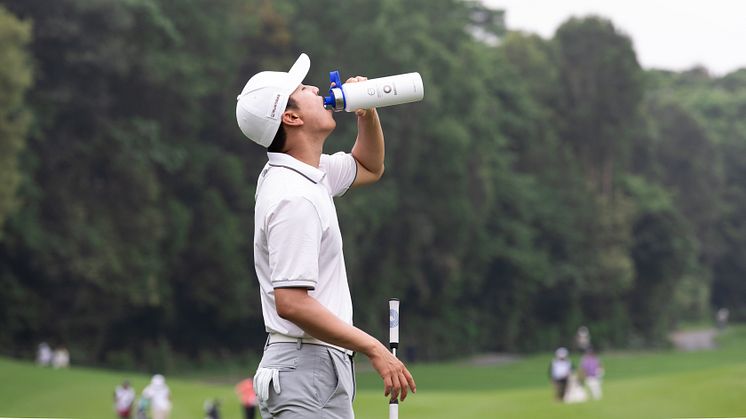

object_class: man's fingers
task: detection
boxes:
[399,375,409,401]
[385,373,399,400]
[406,370,417,394]
[345,76,368,83]
[391,372,406,401]
[392,364,417,401]
[373,347,416,402]
[389,382,400,401]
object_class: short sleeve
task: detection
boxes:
[319,152,357,197]
[266,197,322,289]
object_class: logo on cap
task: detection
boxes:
[270,94,281,119]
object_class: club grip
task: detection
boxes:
[388,298,400,419]
[389,298,400,349]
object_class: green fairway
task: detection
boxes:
[1,326,745,419]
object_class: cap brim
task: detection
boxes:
[284,53,310,94]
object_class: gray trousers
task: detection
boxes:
[256,341,356,419]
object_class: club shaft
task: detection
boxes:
[389,298,400,418]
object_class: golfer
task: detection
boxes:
[236,53,416,418]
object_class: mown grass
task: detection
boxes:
[1,326,744,418]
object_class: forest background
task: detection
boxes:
[1,0,745,372]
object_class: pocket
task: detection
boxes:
[255,347,300,404]
[315,347,341,407]
[350,355,356,402]
[259,345,299,371]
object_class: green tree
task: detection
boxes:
[0,5,33,352]
[2,0,739,365]
[553,16,643,195]
[0,0,267,365]
[0,6,31,239]
[628,208,696,342]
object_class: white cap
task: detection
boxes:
[236,53,311,147]
[555,347,568,358]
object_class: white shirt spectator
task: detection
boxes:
[36,342,52,366]
[52,347,69,369]
[143,374,172,418]
[115,384,136,411]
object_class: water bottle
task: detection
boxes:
[323,71,424,112]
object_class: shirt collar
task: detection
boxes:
[267,152,326,184]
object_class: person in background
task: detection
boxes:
[114,379,136,418]
[562,371,588,403]
[235,375,257,419]
[580,347,604,400]
[549,347,572,401]
[52,346,70,369]
[142,374,172,419]
[575,326,591,352]
[716,308,730,330]
[204,398,221,419]
[36,342,52,367]
[135,395,150,419]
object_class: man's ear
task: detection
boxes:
[281,109,303,127]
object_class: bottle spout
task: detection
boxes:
[323,94,336,109]
[325,70,346,111]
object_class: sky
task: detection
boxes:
[482,0,746,75]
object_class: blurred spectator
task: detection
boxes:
[717,308,730,330]
[135,395,150,419]
[235,375,257,419]
[114,379,136,418]
[580,348,604,400]
[52,346,70,369]
[575,326,591,352]
[142,374,172,419]
[549,347,573,401]
[563,372,588,403]
[36,342,52,367]
[204,398,221,419]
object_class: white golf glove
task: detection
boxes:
[254,367,281,402]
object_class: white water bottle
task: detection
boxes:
[323,71,424,112]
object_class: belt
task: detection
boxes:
[267,333,354,357]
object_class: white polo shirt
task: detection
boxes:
[254,151,357,338]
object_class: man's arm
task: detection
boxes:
[346,76,385,187]
[275,287,415,401]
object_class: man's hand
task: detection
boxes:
[368,342,416,402]
[345,75,385,187]
[340,76,371,117]
[273,288,415,401]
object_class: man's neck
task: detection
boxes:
[284,132,326,167]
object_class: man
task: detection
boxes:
[114,380,136,418]
[549,347,572,402]
[236,53,416,418]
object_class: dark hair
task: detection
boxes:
[268,97,297,152]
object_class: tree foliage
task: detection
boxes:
[0,5,31,240]
[0,0,742,368]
